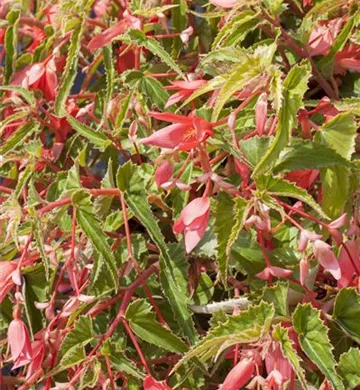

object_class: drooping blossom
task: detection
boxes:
[327,213,347,246]
[220,358,255,390]
[143,375,173,390]
[209,0,239,8]
[27,339,45,378]
[308,18,342,57]
[88,10,141,51]
[180,26,193,46]
[141,112,214,151]
[313,240,341,280]
[298,229,322,252]
[0,260,17,302]
[338,240,360,287]
[8,319,33,368]
[335,44,360,73]
[255,93,268,136]
[155,161,191,191]
[165,79,207,108]
[173,197,210,253]
[300,258,310,286]
[11,58,58,101]
[256,266,293,281]
[265,342,294,387]
[93,0,110,17]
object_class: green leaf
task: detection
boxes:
[334,98,360,116]
[66,115,111,150]
[273,140,354,173]
[58,316,94,369]
[4,12,19,83]
[0,121,40,156]
[320,166,349,219]
[253,61,311,177]
[338,348,360,390]
[212,10,259,49]
[140,76,169,109]
[72,191,118,291]
[79,361,101,390]
[173,302,275,370]
[259,281,289,318]
[22,264,48,335]
[256,174,328,219]
[317,112,357,160]
[171,0,187,57]
[333,288,360,344]
[125,299,188,353]
[102,45,115,121]
[31,215,51,279]
[239,136,273,168]
[0,86,35,106]
[116,163,197,343]
[293,304,344,390]
[272,325,308,390]
[55,20,85,116]
[107,344,145,380]
[122,30,185,77]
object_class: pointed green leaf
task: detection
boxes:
[338,348,360,390]
[293,304,344,390]
[0,121,40,156]
[333,288,360,344]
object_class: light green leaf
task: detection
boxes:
[66,115,111,150]
[293,304,344,390]
[173,302,274,370]
[140,76,169,109]
[4,12,19,83]
[122,30,185,78]
[273,325,308,390]
[333,288,360,344]
[259,281,289,318]
[0,121,40,156]
[58,316,94,369]
[125,299,188,353]
[72,191,118,291]
[334,98,360,116]
[256,174,328,219]
[55,19,85,116]
[239,136,273,168]
[79,361,101,390]
[274,140,354,173]
[338,348,360,390]
[253,61,311,177]
[317,112,357,160]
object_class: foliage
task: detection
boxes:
[0,0,359,389]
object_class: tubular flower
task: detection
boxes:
[313,240,341,280]
[8,319,33,368]
[165,79,207,108]
[141,112,214,151]
[220,358,255,390]
[173,197,210,253]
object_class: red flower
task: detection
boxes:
[165,79,207,108]
[308,18,342,57]
[221,358,255,390]
[8,319,33,369]
[116,44,136,74]
[141,112,213,151]
[173,197,210,253]
[88,10,140,51]
[143,375,173,390]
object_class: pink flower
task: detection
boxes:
[165,79,207,108]
[27,340,45,378]
[265,342,293,385]
[303,0,313,6]
[298,229,322,252]
[338,241,360,287]
[88,11,140,51]
[300,258,310,286]
[313,240,341,280]
[336,44,360,73]
[143,375,173,390]
[8,319,32,368]
[209,0,239,8]
[180,26,193,46]
[173,197,210,253]
[255,93,268,136]
[308,18,342,57]
[256,266,293,281]
[141,112,213,151]
[220,358,255,390]
[0,261,17,303]
[155,161,191,191]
